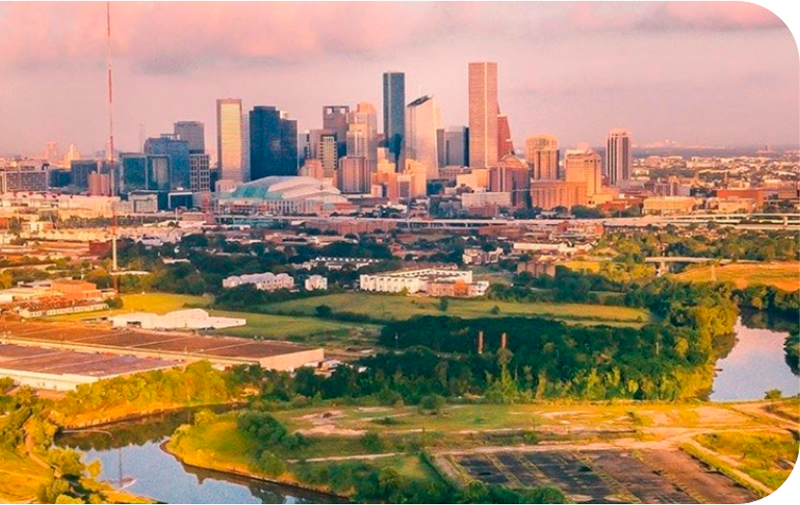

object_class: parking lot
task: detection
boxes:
[451,448,757,504]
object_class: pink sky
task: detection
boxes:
[0,1,797,157]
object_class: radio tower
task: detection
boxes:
[106,2,118,274]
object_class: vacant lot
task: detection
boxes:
[675,262,800,292]
[261,293,653,326]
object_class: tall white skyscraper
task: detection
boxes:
[468,62,499,169]
[405,95,440,180]
[606,129,632,186]
[216,98,244,183]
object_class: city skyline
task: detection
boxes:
[0,1,797,157]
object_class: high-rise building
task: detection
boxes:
[337,156,371,194]
[143,134,190,190]
[530,181,588,211]
[526,134,560,180]
[189,153,211,193]
[323,105,350,158]
[564,146,602,198]
[308,129,339,179]
[70,160,97,192]
[174,121,205,153]
[489,155,530,208]
[216,98,244,183]
[0,166,49,193]
[438,126,469,167]
[63,144,81,166]
[249,106,298,180]
[468,62,499,169]
[606,129,632,186]
[405,95,440,182]
[497,113,513,157]
[120,153,148,192]
[383,72,405,163]
[346,102,378,172]
[45,141,60,166]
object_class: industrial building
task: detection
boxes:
[110,309,246,330]
[0,343,179,391]
[2,320,324,372]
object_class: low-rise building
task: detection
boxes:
[359,268,486,297]
[304,275,328,291]
[222,272,294,291]
[642,196,697,215]
[462,247,503,265]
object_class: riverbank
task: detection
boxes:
[58,400,246,430]
[161,440,350,500]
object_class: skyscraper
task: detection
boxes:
[120,153,148,192]
[405,95,440,181]
[143,134,190,190]
[346,102,378,171]
[438,126,469,167]
[468,62,499,169]
[216,99,244,183]
[526,134,560,180]
[308,129,339,179]
[489,155,530,208]
[497,113,513,157]
[174,121,205,153]
[606,129,632,186]
[249,106,298,180]
[189,153,211,193]
[337,156,371,194]
[383,72,405,163]
[323,105,350,158]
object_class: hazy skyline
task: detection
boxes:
[0,1,798,157]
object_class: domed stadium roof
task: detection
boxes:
[221,176,347,204]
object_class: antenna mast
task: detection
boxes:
[106,1,118,273]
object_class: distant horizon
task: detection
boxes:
[0,1,798,157]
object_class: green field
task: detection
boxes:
[675,262,800,292]
[120,293,213,313]
[208,309,378,343]
[695,431,799,490]
[260,292,654,326]
[47,292,212,322]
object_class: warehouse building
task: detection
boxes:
[359,268,487,296]
[110,309,246,330]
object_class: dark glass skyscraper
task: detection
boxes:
[174,121,205,154]
[143,134,190,190]
[382,72,405,163]
[249,106,298,180]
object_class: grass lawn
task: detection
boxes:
[208,309,379,344]
[167,412,445,496]
[260,292,654,326]
[695,431,799,490]
[0,449,52,502]
[675,262,800,292]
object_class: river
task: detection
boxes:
[710,315,798,401]
[57,410,341,504]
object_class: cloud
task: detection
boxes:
[0,2,788,75]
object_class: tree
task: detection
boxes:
[764,388,783,402]
[315,305,333,318]
[438,298,449,312]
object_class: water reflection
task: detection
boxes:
[58,409,341,504]
[710,317,799,401]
